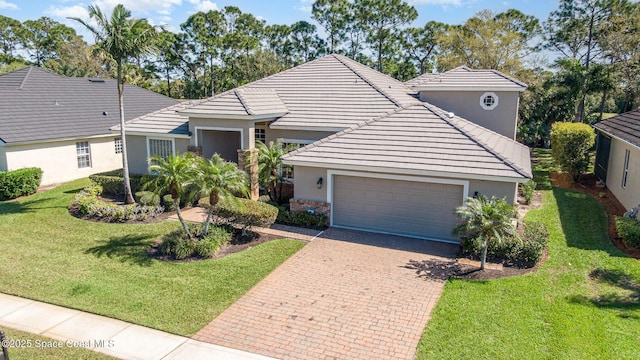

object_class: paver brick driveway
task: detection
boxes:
[194,228,458,360]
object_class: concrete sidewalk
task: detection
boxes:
[0,293,276,360]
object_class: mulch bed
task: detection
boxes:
[550,172,640,259]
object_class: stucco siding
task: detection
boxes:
[292,166,328,202]
[469,179,517,204]
[418,90,519,139]
[126,135,149,175]
[4,137,121,186]
[0,146,6,171]
[606,138,640,211]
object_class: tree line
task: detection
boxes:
[1,0,639,146]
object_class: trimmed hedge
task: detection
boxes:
[69,186,164,222]
[615,216,640,248]
[550,122,595,181]
[89,170,148,196]
[135,191,161,207]
[159,224,231,260]
[213,197,278,231]
[0,167,42,200]
[276,206,327,229]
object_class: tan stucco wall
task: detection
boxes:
[4,137,121,186]
[606,138,640,211]
[126,135,190,175]
[189,118,256,149]
[293,166,518,204]
[419,90,520,139]
[265,129,336,144]
[469,179,517,204]
[0,146,6,171]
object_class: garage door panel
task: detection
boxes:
[332,175,463,241]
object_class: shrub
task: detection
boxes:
[69,187,164,222]
[615,216,640,248]
[0,167,43,200]
[275,206,327,229]
[89,170,149,196]
[135,191,161,207]
[158,224,231,259]
[550,122,595,181]
[214,197,278,232]
[520,180,537,205]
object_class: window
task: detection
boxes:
[480,92,499,110]
[278,139,314,179]
[148,138,174,160]
[255,128,266,143]
[76,141,91,168]
[622,149,630,188]
[114,137,123,154]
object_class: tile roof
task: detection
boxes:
[112,101,203,136]
[183,54,417,130]
[0,67,178,144]
[594,109,640,148]
[282,103,531,181]
[405,66,527,91]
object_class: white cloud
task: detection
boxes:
[188,0,218,12]
[46,5,90,20]
[94,0,182,17]
[409,0,463,5]
[295,5,312,13]
[0,0,18,10]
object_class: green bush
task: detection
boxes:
[520,180,536,205]
[89,170,148,196]
[615,216,640,248]
[135,191,161,206]
[159,224,231,260]
[276,206,327,228]
[0,167,42,200]
[550,122,595,181]
[69,187,164,222]
[214,197,278,231]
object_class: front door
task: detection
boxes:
[594,132,611,182]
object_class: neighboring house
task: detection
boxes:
[0,67,178,186]
[121,54,531,243]
[594,110,640,211]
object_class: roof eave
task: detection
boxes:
[268,124,349,132]
[281,159,530,183]
[413,85,526,92]
[110,130,191,139]
[593,125,640,150]
[179,112,287,120]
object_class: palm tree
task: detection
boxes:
[452,195,517,270]
[252,140,295,203]
[70,5,159,204]
[196,154,249,236]
[144,153,198,238]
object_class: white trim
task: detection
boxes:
[284,160,528,183]
[268,125,349,133]
[110,130,191,139]
[327,169,468,242]
[414,85,525,92]
[480,92,499,110]
[277,138,315,145]
[146,137,176,168]
[194,126,245,149]
[180,112,285,121]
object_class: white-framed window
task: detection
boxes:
[255,128,266,143]
[277,139,314,179]
[622,149,630,188]
[480,92,499,110]
[76,141,91,168]
[114,137,123,154]
[147,138,175,160]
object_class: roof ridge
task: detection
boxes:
[332,54,405,107]
[18,66,34,90]
[235,89,254,116]
[120,100,199,127]
[424,103,530,177]
[462,66,527,88]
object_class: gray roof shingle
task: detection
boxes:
[112,100,204,136]
[0,67,178,144]
[282,103,531,181]
[594,109,640,148]
[406,66,527,91]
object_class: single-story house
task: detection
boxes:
[120,54,532,243]
[594,110,640,211]
[0,67,178,186]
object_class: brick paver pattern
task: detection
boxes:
[194,229,457,360]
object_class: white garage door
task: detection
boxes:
[332,175,464,241]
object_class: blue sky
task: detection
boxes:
[1,0,559,40]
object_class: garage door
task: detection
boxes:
[332,175,463,241]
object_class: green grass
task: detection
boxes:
[0,179,304,336]
[416,149,640,360]
[0,328,115,359]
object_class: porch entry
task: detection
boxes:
[196,128,242,163]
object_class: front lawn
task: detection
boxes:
[416,149,640,359]
[1,328,115,360]
[0,179,304,336]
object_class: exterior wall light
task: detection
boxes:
[317,177,323,189]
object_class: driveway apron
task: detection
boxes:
[194,228,458,360]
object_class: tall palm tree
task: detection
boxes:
[70,5,159,204]
[253,140,295,203]
[144,153,198,238]
[196,154,249,236]
[452,195,517,270]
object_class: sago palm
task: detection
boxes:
[145,153,198,238]
[71,4,159,204]
[196,154,249,237]
[453,195,517,270]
